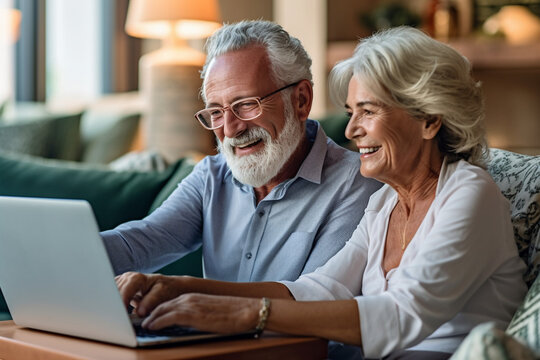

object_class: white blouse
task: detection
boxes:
[281,158,527,358]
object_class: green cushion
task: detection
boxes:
[156,248,203,278]
[317,113,351,148]
[0,151,183,231]
[47,113,83,161]
[81,114,140,164]
[0,310,11,321]
[0,112,82,161]
[150,157,203,277]
[149,157,196,213]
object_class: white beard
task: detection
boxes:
[217,100,303,187]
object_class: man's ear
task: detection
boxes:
[422,115,442,140]
[293,79,313,122]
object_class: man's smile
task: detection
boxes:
[236,138,263,149]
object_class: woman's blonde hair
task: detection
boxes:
[329,26,488,166]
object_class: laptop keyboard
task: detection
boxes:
[133,323,209,338]
[130,313,211,339]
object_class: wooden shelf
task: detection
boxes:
[327,38,540,70]
[447,37,540,69]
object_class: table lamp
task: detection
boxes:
[0,8,21,44]
[0,8,22,116]
[125,0,221,163]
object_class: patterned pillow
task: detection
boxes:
[487,149,540,287]
[506,273,540,352]
[450,322,536,360]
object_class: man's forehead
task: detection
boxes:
[208,47,269,75]
[203,47,274,101]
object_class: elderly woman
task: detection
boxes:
[116,27,527,359]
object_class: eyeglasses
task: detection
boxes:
[194,81,300,130]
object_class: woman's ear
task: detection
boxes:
[293,79,313,122]
[422,115,442,140]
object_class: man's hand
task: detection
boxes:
[141,293,260,334]
[115,272,186,317]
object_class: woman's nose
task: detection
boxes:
[344,117,366,140]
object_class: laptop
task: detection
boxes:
[0,196,259,347]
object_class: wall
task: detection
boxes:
[219,0,272,22]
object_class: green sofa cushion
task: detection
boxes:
[318,112,351,148]
[81,114,140,164]
[0,151,182,231]
[149,157,196,212]
[148,157,203,278]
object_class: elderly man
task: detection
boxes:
[101,20,381,282]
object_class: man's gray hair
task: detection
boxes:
[329,26,488,167]
[200,20,313,101]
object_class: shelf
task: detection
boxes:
[327,38,540,70]
[447,37,540,69]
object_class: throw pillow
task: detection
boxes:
[450,322,536,360]
[487,149,540,287]
[506,274,540,353]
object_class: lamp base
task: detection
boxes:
[140,48,215,163]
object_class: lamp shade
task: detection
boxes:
[125,0,221,40]
[0,8,22,43]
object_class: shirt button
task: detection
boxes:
[258,210,265,217]
[245,252,252,259]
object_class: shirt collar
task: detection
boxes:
[227,119,327,189]
[294,119,326,185]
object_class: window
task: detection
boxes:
[46,0,102,108]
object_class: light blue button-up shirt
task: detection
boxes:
[102,120,381,282]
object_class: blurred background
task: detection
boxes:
[0,0,538,167]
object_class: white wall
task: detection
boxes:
[274,0,327,118]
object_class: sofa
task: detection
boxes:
[0,118,538,356]
[0,93,142,165]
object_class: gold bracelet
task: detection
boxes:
[255,297,271,333]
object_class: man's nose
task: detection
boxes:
[223,109,247,138]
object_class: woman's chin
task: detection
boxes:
[359,162,385,181]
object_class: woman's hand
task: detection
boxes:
[141,293,260,334]
[115,272,187,317]
[141,294,362,346]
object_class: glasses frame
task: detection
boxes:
[194,81,301,130]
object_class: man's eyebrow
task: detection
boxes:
[206,95,257,108]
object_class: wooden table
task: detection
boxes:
[0,321,327,360]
